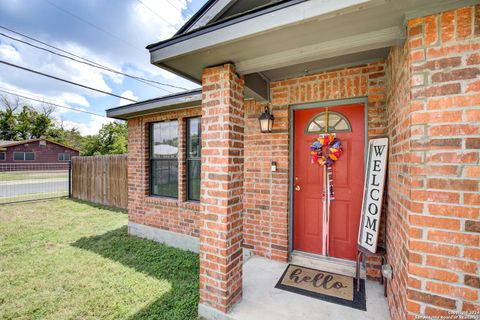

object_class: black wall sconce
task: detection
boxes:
[258,105,274,133]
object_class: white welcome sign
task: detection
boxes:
[358,138,388,253]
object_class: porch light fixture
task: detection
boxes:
[258,105,274,133]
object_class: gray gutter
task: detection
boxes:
[106,89,202,120]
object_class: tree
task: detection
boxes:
[81,122,127,156]
[15,106,34,140]
[80,135,100,156]
[30,113,52,138]
[0,108,18,140]
[0,94,128,155]
[0,96,55,140]
[47,122,83,149]
[0,96,21,140]
[98,122,128,154]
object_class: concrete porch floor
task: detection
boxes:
[228,256,390,320]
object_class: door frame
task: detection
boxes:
[288,97,369,258]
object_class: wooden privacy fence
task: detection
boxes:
[71,154,127,209]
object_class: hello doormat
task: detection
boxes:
[275,264,366,311]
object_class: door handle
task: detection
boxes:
[294,185,301,191]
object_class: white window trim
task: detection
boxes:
[0,152,5,161]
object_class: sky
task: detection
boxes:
[0,0,207,135]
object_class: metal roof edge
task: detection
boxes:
[146,0,306,51]
[174,0,218,36]
[0,138,80,152]
[106,89,202,120]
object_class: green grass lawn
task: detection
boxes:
[0,199,199,320]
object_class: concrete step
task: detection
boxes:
[290,250,366,278]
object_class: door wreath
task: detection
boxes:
[309,133,343,255]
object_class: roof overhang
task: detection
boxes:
[0,138,80,152]
[177,0,235,34]
[106,89,202,120]
[148,0,473,100]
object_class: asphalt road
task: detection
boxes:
[0,179,68,198]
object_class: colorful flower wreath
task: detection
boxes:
[310,133,343,166]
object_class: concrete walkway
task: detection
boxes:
[228,256,390,320]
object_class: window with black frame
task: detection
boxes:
[186,117,201,201]
[150,121,179,198]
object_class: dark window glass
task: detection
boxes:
[150,121,178,198]
[13,152,24,161]
[186,117,201,201]
[305,111,352,134]
[58,153,71,161]
[0,152,5,161]
[25,152,34,160]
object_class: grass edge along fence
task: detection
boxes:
[71,154,127,210]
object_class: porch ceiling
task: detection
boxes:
[149,0,473,99]
[261,47,390,82]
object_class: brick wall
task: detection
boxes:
[199,64,245,313]
[243,99,290,261]
[126,7,479,318]
[127,107,201,238]
[2,140,78,164]
[402,5,480,319]
[385,41,412,320]
[243,62,388,278]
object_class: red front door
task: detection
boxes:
[293,104,365,261]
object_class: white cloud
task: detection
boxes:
[0,0,203,136]
[0,81,108,135]
[61,41,125,85]
[0,43,22,63]
[0,82,90,111]
[0,37,115,100]
[118,90,138,106]
[128,0,191,80]
[63,116,115,136]
[56,92,90,108]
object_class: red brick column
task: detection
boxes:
[198,64,245,315]
[405,6,480,317]
[385,5,480,319]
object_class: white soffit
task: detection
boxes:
[235,26,402,74]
